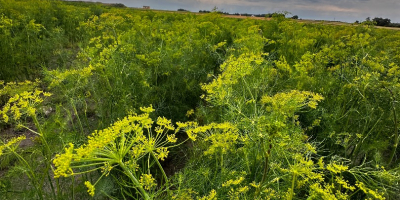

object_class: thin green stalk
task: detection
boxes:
[32,115,52,159]
[12,151,44,200]
[241,77,257,116]
[288,173,297,200]
[387,88,398,165]
[71,100,84,136]
[47,172,57,200]
[119,161,151,200]
[255,138,272,197]
[56,178,61,198]
[32,115,57,198]
[151,152,171,198]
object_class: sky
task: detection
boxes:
[78,0,400,23]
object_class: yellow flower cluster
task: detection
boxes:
[139,174,157,190]
[0,135,26,157]
[177,121,239,156]
[228,186,249,200]
[84,181,95,197]
[176,121,200,141]
[197,189,217,200]
[0,81,51,124]
[201,53,265,104]
[261,90,324,116]
[356,182,385,200]
[222,177,245,187]
[46,64,96,88]
[335,177,356,191]
[326,162,348,174]
[308,183,340,200]
[53,106,180,182]
[156,147,169,161]
[204,129,238,156]
[53,143,75,178]
[0,80,39,97]
[75,114,144,158]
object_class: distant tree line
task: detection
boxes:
[64,1,126,8]
[198,10,293,19]
[109,3,126,8]
[359,17,400,28]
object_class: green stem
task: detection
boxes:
[32,115,56,198]
[56,178,61,198]
[12,151,44,200]
[288,173,297,200]
[255,138,272,197]
[119,161,151,200]
[71,101,84,136]
[47,172,57,200]
[387,88,398,165]
[151,152,170,197]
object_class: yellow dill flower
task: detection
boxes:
[186,109,194,117]
[53,143,75,178]
[222,177,245,187]
[0,146,4,157]
[204,129,238,156]
[0,87,51,124]
[201,53,265,104]
[356,182,385,200]
[11,105,21,120]
[335,177,355,191]
[309,183,336,200]
[261,90,324,115]
[249,181,260,189]
[0,135,26,157]
[326,163,348,174]
[167,134,177,143]
[198,189,217,200]
[47,65,96,88]
[0,80,39,97]
[140,105,155,113]
[157,116,174,130]
[156,147,169,161]
[101,162,113,176]
[186,129,197,141]
[238,186,249,193]
[131,144,145,159]
[84,181,95,197]
[305,143,317,154]
[140,174,157,190]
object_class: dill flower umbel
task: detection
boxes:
[0,135,26,157]
[84,181,95,197]
[0,85,51,124]
[53,143,75,178]
[140,174,157,190]
[53,106,180,199]
[326,162,348,174]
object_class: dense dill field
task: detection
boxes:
[1,0,400,199]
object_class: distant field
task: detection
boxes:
[136,7,400,30]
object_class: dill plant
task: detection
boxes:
[175,23,400,199]
[0,80,55,199]
[2,1,400,199]
[53,106,186,199]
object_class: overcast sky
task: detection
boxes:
[80,0,400,23]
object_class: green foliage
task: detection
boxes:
[1,0,400,199]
